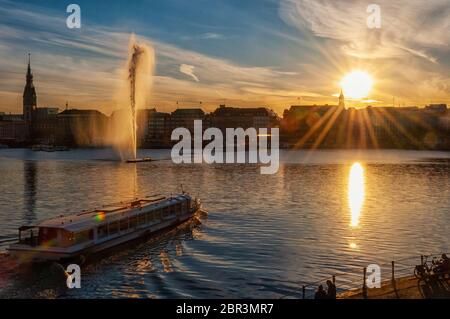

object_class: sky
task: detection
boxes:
[0,0,449,115]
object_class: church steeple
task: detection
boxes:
[339,88,345,108]
[23,53,37,138]
[26,53,32,81]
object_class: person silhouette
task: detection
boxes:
[326,280,337,299]
[314,285,327,299]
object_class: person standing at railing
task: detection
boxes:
[314,285,327,299]
[435,254,450,274]
[326,280,336,299]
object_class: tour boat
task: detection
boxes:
[8,194,202,263]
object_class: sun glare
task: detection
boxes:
[349,162,365,227]
[341,71,373,99]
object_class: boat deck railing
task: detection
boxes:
[97,194,166,210]
[72,195,168,217]
[280,252,449,299]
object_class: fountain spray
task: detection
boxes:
[128,43,145,160]
[109,34,154,161]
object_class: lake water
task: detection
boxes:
[0,149,449,298]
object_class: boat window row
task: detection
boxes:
[97,201,188,239]
[18,200,190,248]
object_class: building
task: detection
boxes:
[54,109,109,146]
[0,117,27,144]
[1,55,59,145]
[23,54,37,139]
[35,107,59,120]
[209,105,279,132]
[0,112,26,144]
[170,108,205,133]
[0,114,23,122]
[339,89,345,109]
[425,104,447,112]
[145,110,171,147]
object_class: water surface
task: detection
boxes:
[0,149,449,298]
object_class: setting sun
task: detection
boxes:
[341,71,373,99]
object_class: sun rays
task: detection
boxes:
[289,102,430,152]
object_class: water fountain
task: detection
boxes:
[111,34,154,162]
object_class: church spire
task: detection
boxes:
[339,88,345,108]
[26,53,33,83]
[23,53,37,135]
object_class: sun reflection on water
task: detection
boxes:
[348,162,365,228]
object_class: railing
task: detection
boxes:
[281,252,449,299]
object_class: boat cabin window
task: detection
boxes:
[145,211,153,223]
[138,213,146,225]
[74,230,94,245]
[19,227,39,246]
[119,218,129,232]
[60,230,75,247]
[149,210,156,221]
[129,216,138,229]
[97,224,108,239]
[38,227,59,247]
[109,221,119,235]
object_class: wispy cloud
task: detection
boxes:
[199,32,227,40]
[182,32,229,40]
[280,0,449,62]
[179,64,199,82]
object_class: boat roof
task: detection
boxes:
[22,194,192,233]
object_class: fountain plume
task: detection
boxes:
[110,34,155,160]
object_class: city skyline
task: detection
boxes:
[0,0,449,115]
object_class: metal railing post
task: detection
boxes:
[302,285,306,299]
[362,267,368,299]
[391,261,395,283]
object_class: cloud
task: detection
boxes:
[179,64,199,82]
[181,32,228,41]
[279,0,450,63]
[199,32,227,40]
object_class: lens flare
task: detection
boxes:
[95,212,106,222]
